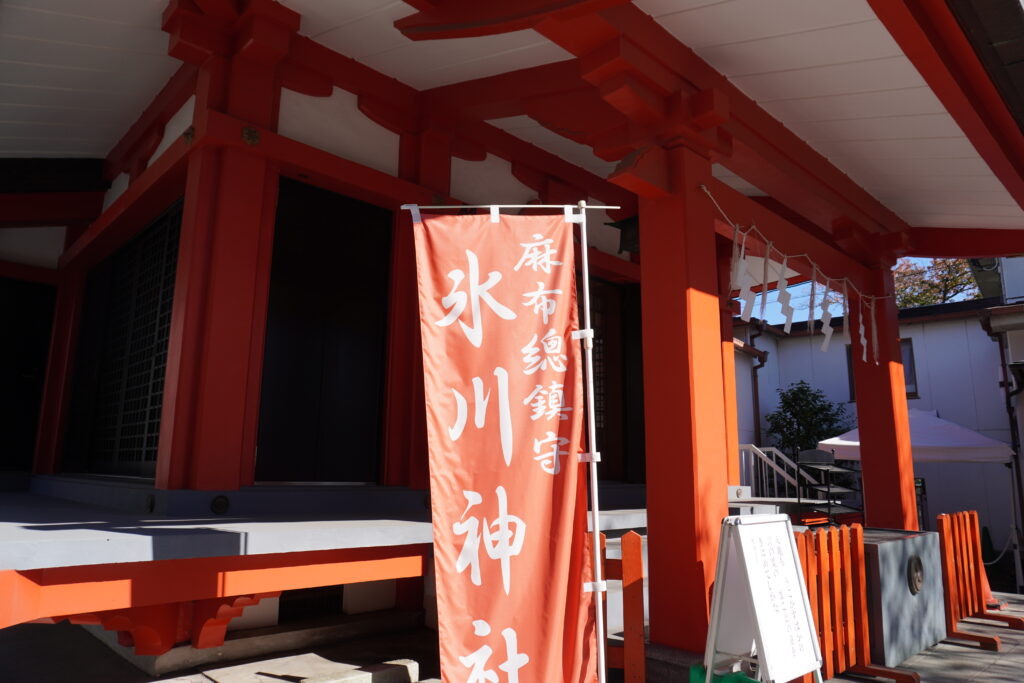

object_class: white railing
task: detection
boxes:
[739,444,818,499]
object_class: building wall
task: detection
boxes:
[736,313,1016,544]
[1002,256,1024,304]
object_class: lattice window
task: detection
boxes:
[70,202,181,477]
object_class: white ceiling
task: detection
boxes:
[634,0,1024,229]
[0,0,177,157]
[280,0,571,90]
[2,0,1023,232]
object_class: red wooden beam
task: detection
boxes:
[707,178,873,290]
[905,227,1024,258]
[0,544,429,630]
[870,0,1024,214]
[0,259,58,286]
[60,138,190,271]
[105,64,198,181]
[394,0,628,40]
[453,117,636,213]
[587,246,639,283]
[517,4,910,236]
[0,192,104,228]
[283,36,633,212]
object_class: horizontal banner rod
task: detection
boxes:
[401,203,621,211]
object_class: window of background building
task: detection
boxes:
[846,338,918,401]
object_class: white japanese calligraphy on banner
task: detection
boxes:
[413,211,596,683]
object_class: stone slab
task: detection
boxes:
[0,492,433,570]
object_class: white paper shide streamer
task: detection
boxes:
[777,256,795,334]
[819,282,834,352]
[712,184,889,364]
[858,297,869,363]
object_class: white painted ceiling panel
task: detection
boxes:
[278,87,400,177]
[282,0,571,90]
[0,226,65,268]
[787,114,965,143]
[450,154,535,205]
[11,0,167,27]
[812,137,981,160]
[489,116,617,177]
[855,174,1008,193]
[871,190,1021,207]
[692,21,902,77]
[729,57,923,102]
[646,0,877,51]
[759,88,945,123]
[0,1,178,158]
[640,0,1024,229]
[830,155,999,179]
[0,4,167,53]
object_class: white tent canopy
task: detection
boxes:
[817,409,1014,464]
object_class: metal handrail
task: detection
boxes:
[760,446,819,484]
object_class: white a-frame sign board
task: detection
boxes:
[704,514,823,683]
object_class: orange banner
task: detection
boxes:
[414,211,596,683]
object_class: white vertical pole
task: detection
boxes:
[577,200,608,683]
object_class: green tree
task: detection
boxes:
[893,258,980,309]
[765,381,849,455]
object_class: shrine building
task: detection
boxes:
[2,0,1024,670]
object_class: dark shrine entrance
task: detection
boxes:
[0,278,55,473]
[255,179,392,483]
[590,277,645,484]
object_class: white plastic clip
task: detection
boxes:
[578,452,602,463]
[490,205,500,223]
[564,206,583,223]
[400,204,422,225]
[584,581,608,593]
[572,328,595,349]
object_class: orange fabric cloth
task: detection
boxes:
[414,212,596,683]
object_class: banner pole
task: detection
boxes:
[577,200,608,683]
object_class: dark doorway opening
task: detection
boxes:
[0,277,55,472]
[255,179,392,483]
[590,278,645,484]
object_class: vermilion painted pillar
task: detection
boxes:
[851,267,918,530]
[157,145,278,490]
[717,236,741,486]
[639,146,730,652]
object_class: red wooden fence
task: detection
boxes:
[937,511,1024,651]
[602,525,920,682]
[791,524,919,683]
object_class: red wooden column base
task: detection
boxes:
[851,267,918,530]
[638,146,730,652]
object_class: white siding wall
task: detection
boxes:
[737,313,1016,545]
[1002,256,1024,304]
[735,352,755,446]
